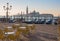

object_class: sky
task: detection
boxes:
[0,0,60,16]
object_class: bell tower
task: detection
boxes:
[26,6,28,14]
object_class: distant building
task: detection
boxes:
[24,10,40,21]
[40,14,53,19]
[22,10,53,22]
[12,10,54,22]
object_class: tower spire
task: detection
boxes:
[26,6,28,14]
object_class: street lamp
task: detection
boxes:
[3,3,12,22]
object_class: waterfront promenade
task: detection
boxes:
[0,23,57,41]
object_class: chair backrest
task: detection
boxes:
[4,26,14,32]
[16,26,29,35]
[26,24,35,30]
[12,24,21,30]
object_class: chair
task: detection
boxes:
[26,24,35,34]
[0,29,5,41]
[15,30,21,41]
[7,34,16,41]
[4,27,14,41]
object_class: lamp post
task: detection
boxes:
[3,3,12,22]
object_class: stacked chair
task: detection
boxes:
[4,26,15,41]
[0,24,35,41]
